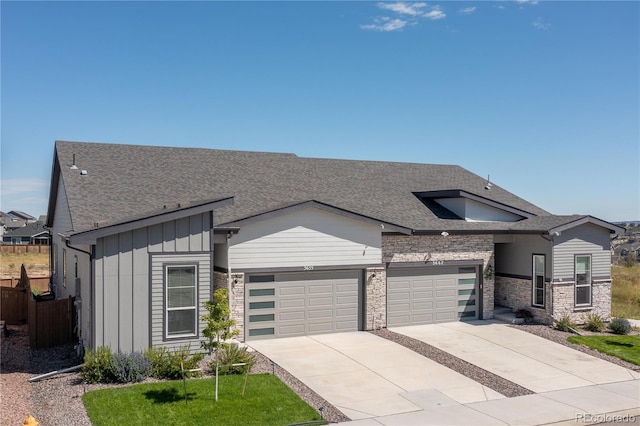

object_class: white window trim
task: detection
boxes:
[575,254,592,307]
[532,254,545,308]
[165,264,198,339]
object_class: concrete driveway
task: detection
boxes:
[248,331,504,420]
[391,321,640,393]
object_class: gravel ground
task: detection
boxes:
[1,325,347,425]
[370,329,534,398]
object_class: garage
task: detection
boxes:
[245,270,361,339]
[387,266,479,327]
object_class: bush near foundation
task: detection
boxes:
[608,318,632,335]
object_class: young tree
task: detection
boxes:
[201,288,239,401]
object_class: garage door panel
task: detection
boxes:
[280,299,305,308]
[413,301,434,310]
[436,289,455,297]
[247,270,360,339]
[309,297,333,307]
[279,311,305,321]
[309,284,333,294]
[388,266,479,327]
[336,320,358,330]
[435,312,456,322]
[412,290,434,299]
[279,324,305,335]
[388,302,411,313]
[308,308,333,319]
[280,286,305,296]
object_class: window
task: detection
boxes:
[575,255,591,306]
[532,255,545,307]
[166,265,197,338]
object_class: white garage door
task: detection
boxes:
[245,270,360,340]
[387,266,478,327]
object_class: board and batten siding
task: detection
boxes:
[93,213,212,352]
[228,207,382,270]
[552,223,612,281]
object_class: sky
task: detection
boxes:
[1,1,638,222]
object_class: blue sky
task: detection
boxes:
[1,1,638,222]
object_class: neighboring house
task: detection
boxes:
[0,212,27,239]
[2,222,50,245]
[46,141,623,353]
[7,210,37,223]
[613,243,640,263]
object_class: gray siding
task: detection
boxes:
[51,177,74,298]
[150,253,211,351]
[229,207,382,270]
[495,235,552,278]
[93,213,212,352]
[552,223,612,281]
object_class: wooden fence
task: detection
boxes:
[28,295,74,349]
[0,244,50,254]
[1,277,50,293]
[1,265,75,348]
[0,286,28,325]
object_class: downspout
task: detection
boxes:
[61,234,93,356]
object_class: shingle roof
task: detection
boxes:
[3,222,48,238]
[48,141,616,235]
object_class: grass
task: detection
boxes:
[0,252,49,277]
[568,335,640,365]
[83,374,323,426]
[611,264,640,320]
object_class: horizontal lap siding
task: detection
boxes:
[150,253,211,352]
[229,208,382,269]
[553,224,612,281]
[93,213,212,352]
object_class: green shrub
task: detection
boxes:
[583,313,606,332]
[213,343,256,375]
[145,345,204,380]
[82,346,115,384]
[555,315,576,332]
[111,351,153,383]
[608,318,632,335]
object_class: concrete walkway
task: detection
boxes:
[343,380,640,425]
[391,321,640,392]
[248,332,504,420]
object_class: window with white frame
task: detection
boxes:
[575,255,591,306]
[165,265,198,338]
[532,254,545,307]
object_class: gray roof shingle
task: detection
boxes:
[49,141,614,235]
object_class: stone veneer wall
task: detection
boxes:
[552,280,611,323]
[213,270,245,341]
[494,276,552,323]
[494,276,612,324]
[382,234,495,320]
[365,267,386,330]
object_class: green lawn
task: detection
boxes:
[568,335,640,365]
[83,374,324,426]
